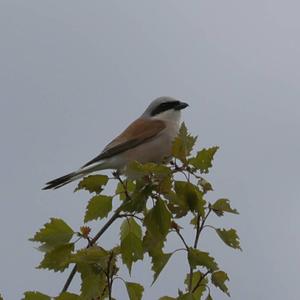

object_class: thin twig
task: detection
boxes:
[174,229,189,251]
[118,213,144,222]
[192,270,210,293]
[61,206,124,294]
[106,251,114,300]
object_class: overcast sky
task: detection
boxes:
[1,1,300,299]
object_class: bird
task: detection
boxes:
[43,96,189,190]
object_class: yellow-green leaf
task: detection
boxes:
[151,252,173,284]
[120,218,144,273]
[125,282,144,300]
[75,175,109,193]
[212,199,238,217]
[38,243,74,272]
[159,297,176,300]
[205,294,213,300]
[172,122,197,162]
[216,228,241,250]
[174,181,206,216]
[188,248,218,271]
[55,292,81,300]
[77,263,107,300]
[211,271,230,296]
[144,198,172,238]
[30,218,74,251]
[189,147,219,173]
[84,195,112,223]
[116,180,135,200]
[177,293,196,300]
[22,292,51,300]
[184,271,207,300]
[71,246,109,267]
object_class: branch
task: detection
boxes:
[61,206,123,294]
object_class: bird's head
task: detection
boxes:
[142,96,189,122]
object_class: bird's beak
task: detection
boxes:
[175,101,189,110]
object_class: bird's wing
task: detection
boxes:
[81,118,166,168]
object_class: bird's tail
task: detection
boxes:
[43,162,107,190]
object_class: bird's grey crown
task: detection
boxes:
[142,96,181,117]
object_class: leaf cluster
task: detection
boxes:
[24,123,240,300]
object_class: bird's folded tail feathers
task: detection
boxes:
[42,171,83,190]
[42,161,108,190]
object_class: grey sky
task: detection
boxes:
[0,0,299,299]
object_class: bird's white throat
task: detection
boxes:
[152,109,181,124]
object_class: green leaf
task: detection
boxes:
[125,282,144,300]
[216,228,241,250]
[174,181,206,216]
[120,218,144,273]
[30,218,74,251]
[188,248,218,271]
[151,252,173,284]
[177,293,196,300]
[143,229,164,257]
[159,297,176,300]
[22,292,51,300]
[78,263,107,300]
[38,243,74,272]
[55,292,81,300]
[212,199,238,217]
[116,180,135,200]
[205,294,213,300]
[84,195,113,223]
[172,122,197,162]
[71,246,109,267]
[184,271,207,300]
[75,175,109,193]
[126,161,171,179]
[197,178,213,194]
[189,147,219,173]
[211,271,230,296]
[144,198,172,238]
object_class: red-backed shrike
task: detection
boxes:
[43,96,189,190]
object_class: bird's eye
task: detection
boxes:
[151,101,180,116]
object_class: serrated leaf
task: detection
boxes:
[197,178,213,194]
[22,292,51,300]
[55,292,81,300]
[125,282,144,300]
[77,263,107,300]
[75,175,109,193]
[189,147,219,173]
[151,252,172,284]
[144,198,172,238]
[30,218,74,250]
[172,123,197,162]
[71,246,109,267]
[120,218,144,273]
[184,271,207,300]
[38,243,74,272]
[174,181,206,216]
[84,195,112,223]
[216,228,241,250]
[212,199,238,217]
[188,248,218,271]
[211,271,230,296]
